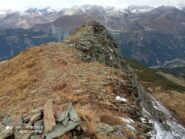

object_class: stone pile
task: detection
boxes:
[0,100,81,139]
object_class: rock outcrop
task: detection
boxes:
[0,101,81,139]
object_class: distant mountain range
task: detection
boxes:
[0,5,185,67]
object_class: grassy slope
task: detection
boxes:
[158,67,185,79]
[124,59,185,92]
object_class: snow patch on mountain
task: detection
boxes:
[25,7,56,15]
[126,5,154,13]
[0,9,14,18]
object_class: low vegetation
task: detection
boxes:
[158,67,185,79]
[125,59,185,92]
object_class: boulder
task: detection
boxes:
[45,121,80,139]
[23,108,43,123]
[14,129,34,139]
[34,120,44,134]
[44,100,56,133]
[54,103,80,123]
[34,120,43,127]
[2,114,23,127]
[0,123,14,139]
[62,116,69,127]
[69,105,80,122]
[54,103,71,122]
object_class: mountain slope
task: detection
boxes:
[0,21,185,138]
[1,5,185,66]
[117,6,185,66]
[0,7,58,29]
[125,59,185,126]
[0,28,59,60]
[0,22,151,139]
[0,14,95,60]
[124,59,185,92]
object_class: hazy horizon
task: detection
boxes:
[0,0,185,11]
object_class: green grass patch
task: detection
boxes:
[125,59,185,92]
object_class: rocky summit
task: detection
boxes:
[0,21,185,139]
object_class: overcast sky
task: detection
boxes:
[0,0,185,11]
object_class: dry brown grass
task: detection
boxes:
[75,104,97,122]
[99,112,124,125]
[75,104,99,138]
[55,132,72,139]
[0,47,42,110]
[155,91,185,125]
[123,128,136,139]
[52,82,67,91]
[0,42,126,121]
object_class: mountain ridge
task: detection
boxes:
[0,21,185,138]
[0,5,185,67]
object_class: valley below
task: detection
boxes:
[1,5,185,66]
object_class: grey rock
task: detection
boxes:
[45,121,80,139]
[69,104,80,122]
[23,110,42,123]
[0,123,14,139]
[54,103,72,122]
[28,112,42,126]
[34,120,44,134]
[93,123,118,134]
[76,45,90,51]
[30,135,42,139]
[54,103,80,123]
[34,120,43,127]
[44,100,56,133]
[22,132,33,139]
[14,130,34,139]
[62,116,69,127]
[2,115,23,127]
